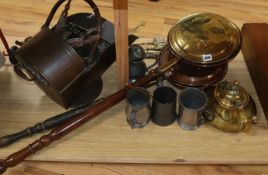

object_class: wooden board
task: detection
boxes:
[113,0,129,88]
[5,162,268,175]
[0,0,268,166]
[241,23,268,121]
[0,40,267,164]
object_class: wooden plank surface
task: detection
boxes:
[241,23,268,121]
[0,0,268,173]
[113,0,129,88]
[0,41,267,164]
[5,162,268,175]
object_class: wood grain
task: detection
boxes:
[5,162,268,175]
[241,23,268,121]
[0,0,268,174]
[0,38,267,164]
[113,0,129,88]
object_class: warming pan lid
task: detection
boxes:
[168,13,241,65]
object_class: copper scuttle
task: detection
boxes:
[203,80,257,132]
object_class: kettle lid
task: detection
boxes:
[214,80,249,109]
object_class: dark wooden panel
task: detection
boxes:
[241,23,268,121]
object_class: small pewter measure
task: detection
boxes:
[177,88,212,130]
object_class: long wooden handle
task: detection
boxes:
[0,90,126,174]
[0,65,171,174]
[0,59,178,173]
[0,102,94,148]
[0,29,11,56]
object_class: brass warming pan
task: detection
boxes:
[158,46,227,88]
[168,13,241,67]
[159,13,241,88]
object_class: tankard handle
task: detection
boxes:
[200,107,215,125]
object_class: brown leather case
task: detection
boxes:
[241,23,268,121]
[15,29,87,108]
[13,0,102,108]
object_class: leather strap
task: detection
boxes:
[41,0,101,59]
[42,0,101,33]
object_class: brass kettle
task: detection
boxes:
[204,80,257,132]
